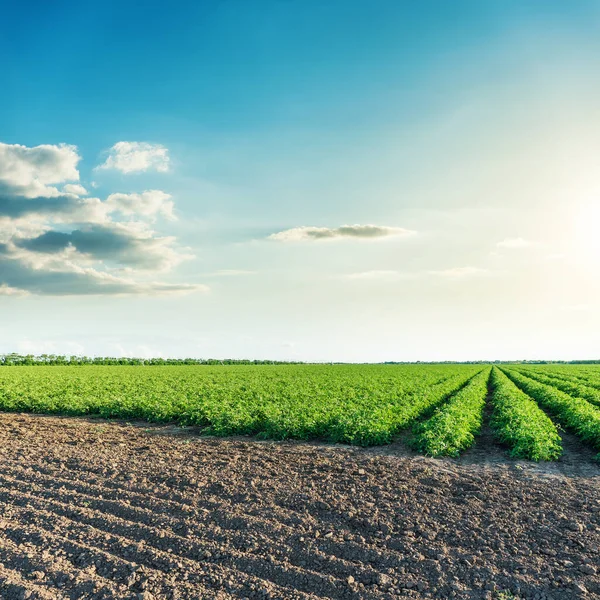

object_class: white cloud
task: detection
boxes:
[12,219,194,271]
[0,250,206,296]
[63,183,88,196]
[105,190,175,221]
[0,283,29,296]
[0,142,80,198]
[97,141,170,174]
[430,266,489,278]
[0,139,199,296]
[343,270,408,281]
[496,237,537,249]
[269,224,415,242]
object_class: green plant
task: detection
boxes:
[502,368,600,451]
[409,368,490,457]
[489,368,562,461]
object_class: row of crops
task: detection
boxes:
[1,364,600,458]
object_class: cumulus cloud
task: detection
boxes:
[14,223,189,271]
[0,192,107,222]
[0,283,28,296]
[0,254,203,296]
[0,189,175,225]
[63,183,88,196]
[0,139,199,296]
[105,190,175,221]
[430,267,489,278]
[496,237,537,249]
[269,224,415,242]
[0,142,80,198]
[97,141,170,174]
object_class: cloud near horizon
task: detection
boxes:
[269,224,415,242]
[343,270,409,281]
[96,141,170,174]
[430,266,489,278]
[0,140,200,296]
[496,237,537,249]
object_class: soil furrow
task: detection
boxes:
[0,463,407,577]
[0,501,315,600]
[1,411,599,599]
[0,487,339,599]
[0,561,68,600]
[0,513,148,599]
[0,532,122,599]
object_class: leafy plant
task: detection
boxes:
[489,368,562,461]
[409,368,490,457]
[502,368,600,450]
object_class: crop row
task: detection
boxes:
[488,368,562,461]
[502,368,600,450]
[517,365,600,391]
[410,366,565,460]
[512,368,600,407]
[410,368,489,457]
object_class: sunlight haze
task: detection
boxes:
[2,0,600,361]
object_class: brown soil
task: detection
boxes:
[0,412,598,600]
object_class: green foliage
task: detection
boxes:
[409,368,490,457]
[5,362,600,456]
[0,364,481,447]
[489,368,562,461]
[513,368,600,407]
[503,368,600,450]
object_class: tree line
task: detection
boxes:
[0,354,304,366]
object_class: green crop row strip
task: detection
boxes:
[489,368,562,461]
[0,364,482,447]
[323,368,483,446]
[409,368,490,457]
[513,369,600,407]
[521,366,600,392]
[501,368,600,451]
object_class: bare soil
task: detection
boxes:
[0,412,598,600]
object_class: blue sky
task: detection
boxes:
[2,0,600,360]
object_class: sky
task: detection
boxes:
[2,0,600,362]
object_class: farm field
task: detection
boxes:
[3,363,600,457]
[0,364,482,447]
[1,364,600,598]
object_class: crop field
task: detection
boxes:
[0,364,481,447]
[2,362,600,458]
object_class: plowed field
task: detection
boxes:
[0,412,598,600]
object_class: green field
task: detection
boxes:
[2,362,600,458]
